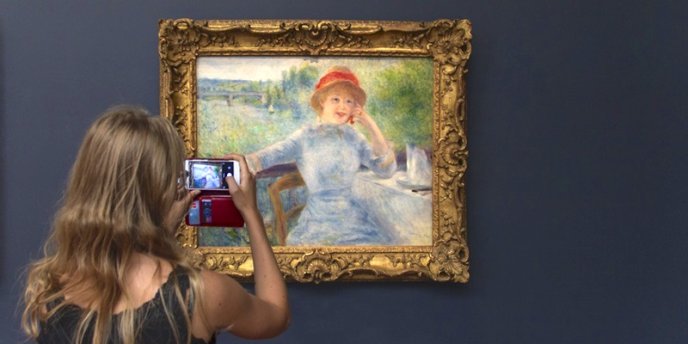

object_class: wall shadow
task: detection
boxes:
[0,19,6,284]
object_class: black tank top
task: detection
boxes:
[37,267,215,344]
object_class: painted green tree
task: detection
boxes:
[368,59,433,149]
[281,64,319,119]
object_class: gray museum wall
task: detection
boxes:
[1,1,686,343]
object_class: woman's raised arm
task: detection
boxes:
[195,154,289,339]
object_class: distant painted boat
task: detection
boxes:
[268,104,275,113]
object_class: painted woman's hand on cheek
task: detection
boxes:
[353,103,375,128]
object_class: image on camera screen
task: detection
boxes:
[191,163,224,189]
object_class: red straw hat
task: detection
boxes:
[310,66,367,114]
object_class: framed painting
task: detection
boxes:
[159,19,471,282]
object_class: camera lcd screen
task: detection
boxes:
[190,162,233,190]
[186,159,239,190]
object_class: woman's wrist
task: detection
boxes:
[238,205,259,218]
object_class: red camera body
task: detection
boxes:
[185,191,244,228]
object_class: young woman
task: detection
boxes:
[22,105,289,343]
[247,66,397,246]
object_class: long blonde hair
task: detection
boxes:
[23,105,200,343]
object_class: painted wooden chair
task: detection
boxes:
[267,171,305,245]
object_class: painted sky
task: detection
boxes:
[196,56,412,82]
[197,57,316,81]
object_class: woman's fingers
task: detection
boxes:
[226,175,240,194]
[186,189,201,202]
[222,153,252,187]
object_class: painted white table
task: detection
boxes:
[352,171,432,246]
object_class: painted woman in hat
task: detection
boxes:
[247,66,397,246]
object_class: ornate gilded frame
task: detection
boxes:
[159,19,471,282]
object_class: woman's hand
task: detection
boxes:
[352,103,374,128]
[223,153,258,215]
[163,188,201,232]
[352,104,390,157]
